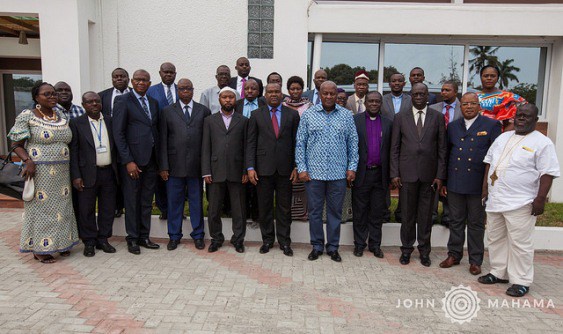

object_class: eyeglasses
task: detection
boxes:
[132,78,150,83]
[461,102,480,107]
[41,92,59,98]
[178,87,194,92]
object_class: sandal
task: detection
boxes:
[506,284,529,297]
[478,273,509,284]
[59,251,71,257]
[33,254,56,263]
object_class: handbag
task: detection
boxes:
[0,147,25,200]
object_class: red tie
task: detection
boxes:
[271,108,279,138]
[444,105,451,128]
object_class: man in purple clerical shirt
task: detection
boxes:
[351,91,394,258]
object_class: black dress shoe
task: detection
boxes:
[114,209,123,218]
[83,245,95,257]
[167,239,180,251]
[420,255,431,267]
[159,212,168,220]
[127,241,140,255]
[234,243,245,253]
[139,239,160,249]
[372,248,384,258]
[327,250,342,262]
[259,243,273,254]
[308,249,323,261]
[194,239,205,250]
[280,245,293,257]
[353,247,364,257]
[96,241,116,253]
[399,253,410,265]
[208,242,222,253]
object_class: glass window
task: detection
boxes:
[467,46,546,114]
[320,42,379,93]
[13,74,42,115]
[383,43,464,97]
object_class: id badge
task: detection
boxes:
[96,145,108,153]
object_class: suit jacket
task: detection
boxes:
[147,82,178,111]
[381,93,412,120]
[429,98,462,123]
[353,112,393,188]
[246,105,300,176]
[99,87,132,118]
[112,91,160,166]
[235,98,266,115]
[446,115,502,195]
[302,89,318,104]
[345,95,365,114]
[228,76,264,97]
[159,101,211,178]
[201,111,248,182]
[390,108,447,183]
[69,114,118,187]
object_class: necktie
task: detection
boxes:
[184,105,191,123]
[271,108,279,139]
[358,100,364,113]
[241,78,247,98]
[140,97,151,119]
[166,85,174,105]
[444,105,451,128]
[417,110,423,137]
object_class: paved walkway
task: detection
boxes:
[0,208,561,333]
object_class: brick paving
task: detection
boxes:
[0,208,561,333]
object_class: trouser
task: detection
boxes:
[447,191,485,265]
[400,181,435,256]
[167,176,205,241]
[487,204,536,286]
[306,179,346,252]
[256,172,292,246]
[77,166,116,246]
[155,176,168,215]
[352,168,386,251]
[207,181,246,245]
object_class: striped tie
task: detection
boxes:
[166,85,174,105]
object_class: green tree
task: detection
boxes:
[510,83,536,104]
[498,58,520,89]
[325,64,355,85]
[383,66,399,82]
[13,76,38,89]
[469,46,500,77]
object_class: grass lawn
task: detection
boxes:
[150,195,563,227]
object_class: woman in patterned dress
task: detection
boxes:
[8,82,79,263]
[478,65,526,131]
[283,76,312,221]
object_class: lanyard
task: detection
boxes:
[90,120,104,147]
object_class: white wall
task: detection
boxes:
[547,40,563,201]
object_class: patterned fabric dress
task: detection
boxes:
[478,91,525,122]
[8,109,79,254]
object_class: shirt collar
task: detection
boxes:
[88,113,104,122]
[412,106,427,114]
[114,87,130,94]
[245,98,258,106]
[392,94,403,99]
[132,90,145,100]
[179,99,193,110]
[220,110,234,118]
[238,76,249,82]
[268,105,280,112]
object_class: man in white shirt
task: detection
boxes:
[228,57,264,98]
[479,103,560,297]
[200,65,240,114]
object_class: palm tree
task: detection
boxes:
[468,46,500,75]
[498,58,520,89]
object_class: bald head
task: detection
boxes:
[159,62,176,85]
[319,81,338,111]
[313,69,328,90]
[177,78,194,104]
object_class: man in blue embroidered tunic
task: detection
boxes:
[295,81,359,262]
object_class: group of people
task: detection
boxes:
[8,57,559,298]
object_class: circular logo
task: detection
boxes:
[442,285,481,324]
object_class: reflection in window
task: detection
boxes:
[13,74,42,115]
[320,42,379,92]
[383,43,464,95]
[468,46,545,112]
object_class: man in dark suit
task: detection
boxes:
[390,83,447,267]
[352,91,393,258]
[439,92,501,275]
[302,69,327,105]
[159,78,211,251]
[147,62,178,220]
[228,57,264,98]
[202,87,249,253]
[98,67,130,218]
[429,81,463,227]
[408,67,437,105]
[113,69,161,255]
[70,91,118,257]
[246,83,300,256]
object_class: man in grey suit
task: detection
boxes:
[390,83,447,267]
[202,87,249,253]
[345,70,370,114]
[302,69,327,105]
[159,78,211,251]
[382,73,412,120]
[429,80,463,227]
[200,65,239,114]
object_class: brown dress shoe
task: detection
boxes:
[469,264,482,275]
[439,255,460,268]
